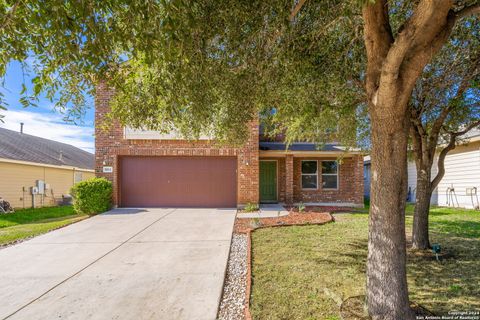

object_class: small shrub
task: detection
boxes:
[298,202,306,213]
[244,202,259,212]
[71,177,112,215]
[251,217,262,229]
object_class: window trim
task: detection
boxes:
[74,171,83,184]
[301,160,318,190]
[321,160,339,190]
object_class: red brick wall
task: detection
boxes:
[292,156,363,205]
[95,83,259,207]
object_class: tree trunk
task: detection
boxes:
[367,108,414,320]
[412,166,432,249]
[362,2,461,318]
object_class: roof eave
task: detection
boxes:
[259,150,362,157]
[0,157,95,172]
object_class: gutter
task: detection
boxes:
[259,150,363,157]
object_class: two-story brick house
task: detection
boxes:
[95,83,364,208]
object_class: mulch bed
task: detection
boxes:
[234,206,349,234]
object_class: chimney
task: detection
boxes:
[20,122,24,134]
[59,150,63,162]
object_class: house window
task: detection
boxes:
[322,161,338,189]
[74,172,83,184]
[301,160,318,189]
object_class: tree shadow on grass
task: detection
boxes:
[311,239,368,275]
[407,230,480,315]
[431,219,480,238]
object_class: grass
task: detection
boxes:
[250,204,480,319]
[0,206,87,246]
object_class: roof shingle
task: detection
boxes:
[0,127,94,170]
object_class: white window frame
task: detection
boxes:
[74,172,83,184]
[301,160,318,190]
[322,160,339,190]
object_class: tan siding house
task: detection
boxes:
[365,131,480,209]
[0,127,94,209]
[0,159,94,208]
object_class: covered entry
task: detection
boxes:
[119,156,237,207]
[260,160,277,203]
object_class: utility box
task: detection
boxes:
[31,186,39,195]
[36,180,45,194]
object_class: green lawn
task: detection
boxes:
[250,205,480,319]
[0,206,87,246]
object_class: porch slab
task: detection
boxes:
[237,204,289,219]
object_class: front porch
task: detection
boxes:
[258,143,364,207]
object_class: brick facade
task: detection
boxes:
[292,156,364,205]
[258,155,363,206]
[95,83,259,207]
[95,83,363,208]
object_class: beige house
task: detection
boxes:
[407,132,480,209]
[365,131,480,209]
[0,127,94,209]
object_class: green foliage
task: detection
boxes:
[1,1,477,149]
[410,16,480,143]
[0,206,86,245]
[298,202,306,213]
[251,217,262,229]
[244,202,259,213]
[0,206,75,228]
[1,0,365,146]
[70,178,112,215]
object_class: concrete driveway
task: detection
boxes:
[0,208,236,320]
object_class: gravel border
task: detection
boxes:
[218,233,248,320]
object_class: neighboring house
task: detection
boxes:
[0,127,95,208]
[364,131,480,209]
[408,131,480,209]
[95,84,364,208]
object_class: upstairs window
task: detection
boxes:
[301,160,318,189]
[322,161,338,189]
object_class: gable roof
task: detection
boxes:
[0,127,94,170]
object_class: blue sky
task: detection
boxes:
[0,61,95,153]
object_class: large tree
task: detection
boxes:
[409,22,480,250]
[361,2,478,318]
[1,1,479,319]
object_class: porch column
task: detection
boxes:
[285,154,294,205]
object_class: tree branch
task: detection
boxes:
[1,0,21,30]
[362,0,394,102]
[431,120,480,189]
[454,3,480,22]
[431,133,456,190]
[290,0,307,22]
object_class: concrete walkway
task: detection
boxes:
[0,208,236,320]
[237,203,290,218]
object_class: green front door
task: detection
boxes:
[260,161,277,203]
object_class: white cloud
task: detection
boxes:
[1,110,94,153]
